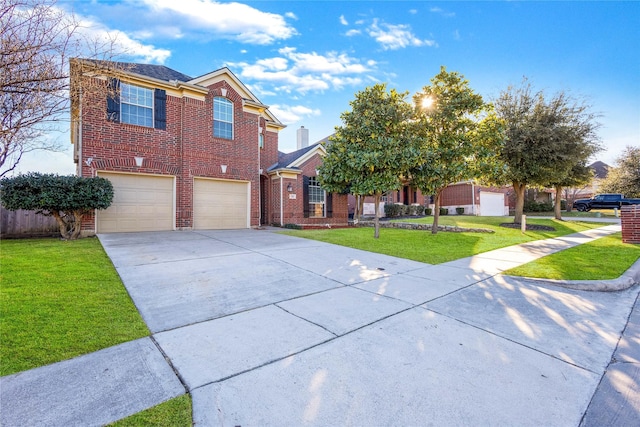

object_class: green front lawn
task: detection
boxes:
[0,238,149,377]
[283,217,604,264]
[504,232,640,280]
[109,394,192,427]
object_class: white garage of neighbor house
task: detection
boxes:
[479,191,507,216]
[97,172,176,233]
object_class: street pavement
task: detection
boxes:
[1,224,639,426]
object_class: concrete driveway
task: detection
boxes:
[3,227,637,426]
[97,228,639,426]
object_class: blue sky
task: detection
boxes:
[17,0,640,175]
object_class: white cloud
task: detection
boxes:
[340,15,348,26]
[230,47,375,94]
[141,0,297,44]
[346,29,361,37]
[430,7,456,18]
[75,14,171,63]
[367,19,436,50]
[269,104,321,125]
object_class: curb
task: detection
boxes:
[501,258,640,292]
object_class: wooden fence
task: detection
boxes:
[1,206,59,238]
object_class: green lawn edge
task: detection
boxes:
[504,232,640,280]
[108,394,192,427]
[0,237,149,377]
[282,217,606,265]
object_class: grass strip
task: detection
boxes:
[504,232,640,280]
[283,217,604,265]
[109,394,192,427]
[0,237,149,376]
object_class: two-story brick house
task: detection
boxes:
[70,59,347,233]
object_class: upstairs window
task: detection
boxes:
[121,83,153,127]
[106,79,166,130]
[214,97,233,139]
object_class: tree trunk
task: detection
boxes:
[554,185,563,220]
[373,192,381,239]
[71,211,84,239]
[358,195,365,221]
[513,182,526,224]
[431,189,442,234]
[51,211,71,240]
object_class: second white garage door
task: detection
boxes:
[479,192,506,216]
[193,178,250,229]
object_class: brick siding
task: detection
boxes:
[77,74,278,232]
[621,205,640,244]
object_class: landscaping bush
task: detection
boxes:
[384,203,403,217]
[524,200,553,212]
[456,207,465,215]
[283,223,302,229]
[414,205,425,216]
[424,207,432,216]
[439,207,448,216]
[0,173,113,240]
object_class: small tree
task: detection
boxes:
[600,146,640,198]
[549,164,594,219]
[319,83,417,238]
[0,173,113,239]
[411,67,503,234]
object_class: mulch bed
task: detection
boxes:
[500,223,556,231]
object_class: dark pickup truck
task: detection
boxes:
[573,193,640,211]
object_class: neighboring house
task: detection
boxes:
[440,182,509,216]
[70,59,347,233]
[348,181,508,217]
[585,160,610,196]
[267,142,348,227]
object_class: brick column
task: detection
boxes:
[621,205,640,244]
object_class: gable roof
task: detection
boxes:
[268,143,326,172]
[589,161,610,179]
[188,67,284,128]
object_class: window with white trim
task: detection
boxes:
[214,97,233,139]
[121,83,153,127]
[308,176,326,217]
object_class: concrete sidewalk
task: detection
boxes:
[1,224,639,426]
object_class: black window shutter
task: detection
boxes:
[326,192,333,218]
[154,89,166,130]
[106,78,120,122]
[303,176,310,218]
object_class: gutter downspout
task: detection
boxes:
[276,171,284,226]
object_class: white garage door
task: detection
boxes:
[479,192,506,216]
[193,178,249,229]
[98,172,174,232]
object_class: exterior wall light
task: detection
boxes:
[287,183,293,192]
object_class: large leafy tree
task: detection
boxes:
[600,146,640,198]
[318,83,417,238]
[410,67,504,234]
[493,79,601,223]
[1,0,127,177]
[0,173,113,239]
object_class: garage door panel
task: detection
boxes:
[98,173,174,233]
[194,179,249,230]
[479,192,505,217]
